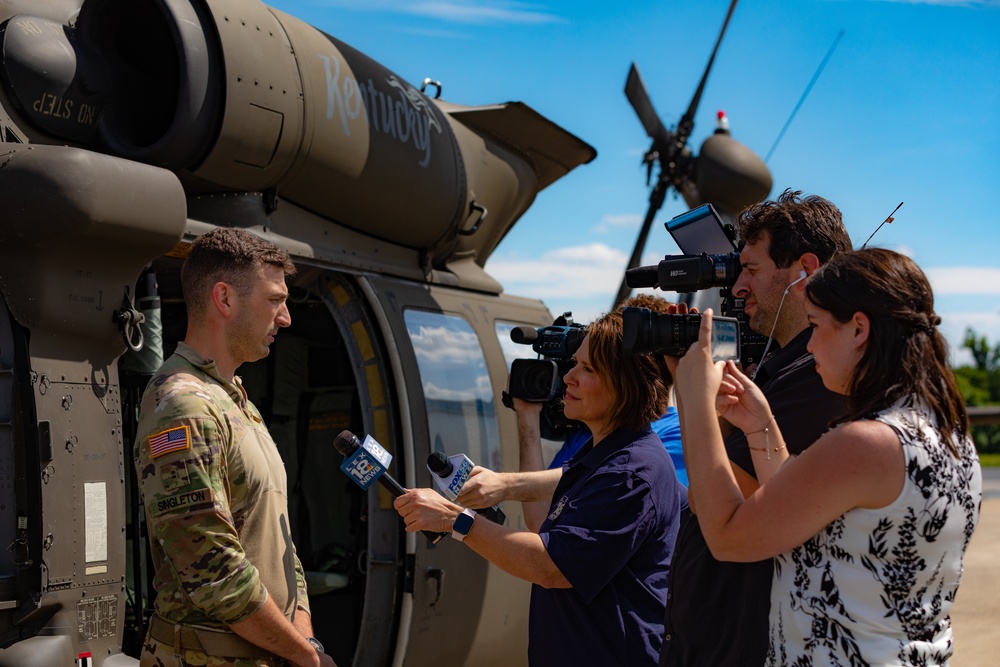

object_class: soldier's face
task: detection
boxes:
[229,264,291,364]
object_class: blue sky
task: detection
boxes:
[267,0,1000,366]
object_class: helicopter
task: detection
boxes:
[0,0,772,666]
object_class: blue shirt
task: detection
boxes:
[550,408,686,486]
[530,427,684,667]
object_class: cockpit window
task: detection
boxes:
[404,310,501,471]
[494,322,529,371]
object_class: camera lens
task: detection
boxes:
[509,359,560,401]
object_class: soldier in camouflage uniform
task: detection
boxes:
[134,228,336,667]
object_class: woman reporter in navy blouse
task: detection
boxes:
[395,310,685,666]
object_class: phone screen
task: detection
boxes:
[710,317,740,362]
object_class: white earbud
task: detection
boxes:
[784,270,808,294]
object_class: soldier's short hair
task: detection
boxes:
[181,228,296,318]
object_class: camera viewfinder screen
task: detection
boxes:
[711,318,740,362]
[666,204,737,255]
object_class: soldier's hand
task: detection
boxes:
[456,467,507,509]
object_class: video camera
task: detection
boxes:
[623,203,767,366]
[506,312,586,438]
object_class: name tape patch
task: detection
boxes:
[152,488,215,517]
[147,426,191,459]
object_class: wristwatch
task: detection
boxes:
[451,508,476,542]
[307,637,325,654]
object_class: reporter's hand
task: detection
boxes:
[715,360,772,434]
[512,396,543,416]
[456,467,508,509]
[674,309,725,408]
[661,301,699,377]
[394,488,460,535]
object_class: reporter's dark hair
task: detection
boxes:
[586,311,670,432]
[738,188,852,268]
[805,248,969,456]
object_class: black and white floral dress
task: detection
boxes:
[767,399,982,666]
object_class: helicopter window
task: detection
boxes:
[404,310,501,472]
[494,322,530,371]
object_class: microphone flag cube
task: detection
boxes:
[339,434,393,490]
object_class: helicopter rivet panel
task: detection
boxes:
[0,145,185,363]
[190,0,306,189]
[274,12,468,252]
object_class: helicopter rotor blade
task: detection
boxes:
[677,0,739,143]
[625,62,672,151]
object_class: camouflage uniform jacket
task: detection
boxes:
[134,342,309,629]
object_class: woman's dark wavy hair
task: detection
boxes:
[586,311,669,432]
[805,248,969,456]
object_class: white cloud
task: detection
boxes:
[487,243,629,299]
[939,310,1000,366]
[594,213,642,233]
[925,268,1000,295]
[317,0,564,24]
[408,323,483,364]
[409,1,563,24]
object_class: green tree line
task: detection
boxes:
[953,328,1000,454]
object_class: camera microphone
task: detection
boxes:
[510,326,539,344]
[334,430,447,544]
[427,452,506,526]
[625,265,660,289]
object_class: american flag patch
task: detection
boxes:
[148,426,190,459]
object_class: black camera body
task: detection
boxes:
[621,308,740,360]
[623,204,768,367]
[507,314,586,438]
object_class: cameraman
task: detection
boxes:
[659,189,851,667]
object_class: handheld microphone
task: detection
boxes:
[426,452,506,526]
[333,430,447,544]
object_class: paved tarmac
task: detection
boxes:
[950,466,1000,666]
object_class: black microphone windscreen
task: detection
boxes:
[427,451,454,476]
[333,430,360,456]
[625,265,659,288]
[510,326,539,344]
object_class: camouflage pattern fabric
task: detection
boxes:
[134,342,309,646]
[140,636,285,667]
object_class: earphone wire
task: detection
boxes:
[750,271,808,382]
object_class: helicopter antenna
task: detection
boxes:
[764,29,844,163]
[860,201,903,249]
[612,0,740,309]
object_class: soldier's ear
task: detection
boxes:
[210,281,236,317]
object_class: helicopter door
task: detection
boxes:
[361,274,550,667]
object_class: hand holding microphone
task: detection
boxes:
[427,452,506,526]
[333,430,447,544]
